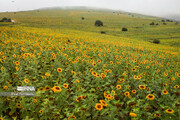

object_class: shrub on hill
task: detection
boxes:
[122,27,128,31]
[150,22,154,25]
[100,31,106,34]
[163,23,167,25]
[153,39,160,44]
[95,20,103,27]
[81,17,85,20]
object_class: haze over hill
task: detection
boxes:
[1,0,180,21]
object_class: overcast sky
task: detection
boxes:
[0,0,180,17]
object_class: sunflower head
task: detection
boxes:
[139,85,146,89]
[146,94,155,100]
[95,103,103,110]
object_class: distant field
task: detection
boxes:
[0,9,179,120]
[0,9,180,48]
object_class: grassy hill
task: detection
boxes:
[0,8,179,120]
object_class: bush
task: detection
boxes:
[2,17,8,21]
[7,19,11,22]
[163,23,167,25]
[153,39,160,44]
[0,17,11,22]
[95,20,103,27]
[150,22,154,25]
[100,31,106,34]
[161,20,165,22]
[81,17,85,20]
[122,27,128,31]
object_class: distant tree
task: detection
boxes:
[161,20,165,22]
[163,23,167,25]
[122,27,128,31]
[95,20,103,27]
[150,22,154,25]
[153,39,160,44]
[81,17,85,20]
[156,23,159,25]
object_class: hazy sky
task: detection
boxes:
[0,0,180,16]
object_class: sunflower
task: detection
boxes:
[45,86,51,91]
[39,110,43,113]
[2,56,6,60]
[129,112,137,117]
[24,79,29,84]
[16,103,23,108]
[68,116,76,120]
[76,96,82,102]
[90,68,93,72]
[104,92,108,98]
[104,69,108,73]
[165,109,174,113]
[92,63,96,67]
[111,90,115,96]
[0,117,4,120]
[34,99,38,103]
[15,67,19,71]
[132,68,136,71]
[96,74,100,77]
[124,92,130,96]
[162,90,168,95]
[57,68,62,72]
[154,113,160,118]
[174,85,179,89]
[15,61,20,66]
[52,86,62,92]
[49,97,54,101]
[97,60,101,63]
[45,73,50,77]
[146,94,155,100]
[39,88,44,91]
[110,61,113,64]
[116,85,121,89]
[145,106,151,111]
[133,75,137,79]
[139,85,146,89]
[177,73,180,77]
[95,103,103,110]
[63,83,68,88]
[120,79,125,84]
[92,71,97,76]
[132,90,136,94]
[3,86,8,90]
[171,77,175,80]
[83,95,87,99]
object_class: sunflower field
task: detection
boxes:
[0,10,180,120]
